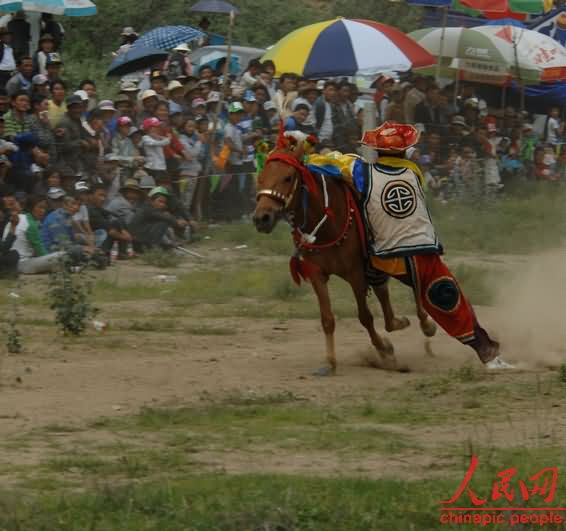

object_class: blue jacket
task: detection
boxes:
[40,208,75,252]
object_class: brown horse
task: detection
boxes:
[253,140,435,375]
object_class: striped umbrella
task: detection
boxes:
[410,26,566,83]
[261,17,436,78]
[136,26,205,51]
[407,0,551,20]
[0,0,96,15]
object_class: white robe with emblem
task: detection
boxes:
[363,162,442,258]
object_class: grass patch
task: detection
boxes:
[3,445,566,531]
[140,249,185,269]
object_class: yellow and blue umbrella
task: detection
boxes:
[262,17,436,78]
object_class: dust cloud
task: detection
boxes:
[492,250,566,368]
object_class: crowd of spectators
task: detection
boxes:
[0,19,564,277]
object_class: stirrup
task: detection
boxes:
[485,356,515,370]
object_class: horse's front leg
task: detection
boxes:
[310,272,336,376]
[349,269,402,371]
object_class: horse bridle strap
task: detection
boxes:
[256,176,299,209]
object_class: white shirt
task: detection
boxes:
[546,117,561,145]
[140,135,170,171]
[0,44,16,72]
[3,214,33,260]
[319,101,333,142]
[73,204,89,224]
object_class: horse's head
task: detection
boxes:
[253,139,305,234]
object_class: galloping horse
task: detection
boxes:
[253,136,434,375]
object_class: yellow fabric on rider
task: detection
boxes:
[376,156,426,188]
[370,256,407,276]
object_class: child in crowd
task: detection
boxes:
[178,118,202,213]
[139,117,171,185]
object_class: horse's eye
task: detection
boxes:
[284,175,292,183]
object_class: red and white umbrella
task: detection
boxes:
[262,18,436,78]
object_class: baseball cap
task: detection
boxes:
[142,117,161,130]
[47,187,66,200]
[148,186,170,198]
[32,74,48,85]
[74,89,89,102]
[46,52,62,65]
[66,94,83,107]
[167,80,184,92]
[98,100,117,112]
[264,101,277,112]
[243,90,256,102]
[74,181,90,193]
[192,97,206,108]
[118,116,132,126]
[206,91,220,104]
[120,80,139,93]
[141,89,158,101]
[228,101,244,113]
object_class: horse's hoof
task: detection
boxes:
[420,318,437,338]
[312,367,335,377]
[385,316,410,333]
[379,337,395,357]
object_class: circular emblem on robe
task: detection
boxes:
[380,180,417,219]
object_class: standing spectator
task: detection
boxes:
[0,27,15,89]
[260,60,277,100]
[45,53,63,83]
[239,59,262,91]
[273,73,298,120]
[314,81,339,148]
[373,75,395,124]
[5,56,33,96]
[139,90,159,122]
[30,94,57,164]
[7,11,30,60]
[57,94,86,176]
[167,80,186,115]
[114,27,138,57]
[33,33,55,76]
[384,84,407,123]
[3,91,33,139]
[405,76,427,123]
[41,14,64,51]
[31,74,49,97]
[542,106,563,151]
[414,85,446,130]
[149,70,167,97]
[112,116,141,176]
[47,79,67,128]
[178,118,202,212]
[164,43,192,80]
[79,79,97,112]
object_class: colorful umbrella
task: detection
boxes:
[410,26,566,83]
[407,0,551,20]
[0,0,96,15]
[135,26,205,51]
[261,18,436,78]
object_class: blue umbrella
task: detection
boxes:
[107,45,169,77]
[136,25,205,51]
[190,0,240,14]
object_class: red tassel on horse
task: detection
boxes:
[289,256,320,285]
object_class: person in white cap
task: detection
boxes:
[167,80,187,114]
[139,89,159,122]
[164,43,193,80]
[113,26,139,57]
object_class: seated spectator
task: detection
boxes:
[33,166,60,197]
[0,206,19,277]
[87,184,132,257]
[384,84,406,123]
[30,94,56,164]
[149,70,167,97]
[284,103,311,133]
[106,178,143,227]
[72,180,98,248]
[314,81,339,149]
[128,186,185,251]
[112,116,142,176]
[167,80,187,115]
[534,146,559,181]
[6,56,33,97]
[46,185,66,212]
[239,58,262,91]
[40,194,81,252]
[7,195,64,274]
[274,73,298,120]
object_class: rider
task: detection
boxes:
[351,121,513,370]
